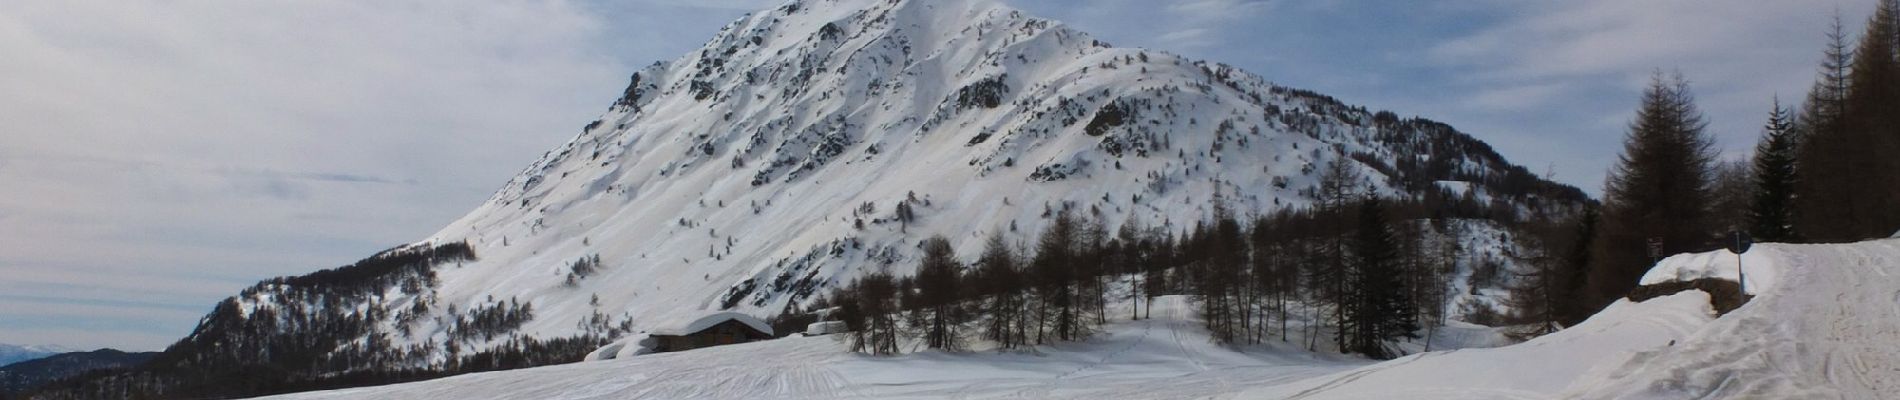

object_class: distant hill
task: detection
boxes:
[0,350,156,396]
[0,345,71,369]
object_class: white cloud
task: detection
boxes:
[1418,0,1880,192]
[1463,82,1570,112]
[1167,0,1273,21]
[1158,28,1214,49]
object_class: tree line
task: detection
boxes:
[817,157,1590,360]
[1583,0,1900,313]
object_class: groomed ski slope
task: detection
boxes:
[261,240,1900,399]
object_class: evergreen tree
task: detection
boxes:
[1749,97,1801,242]
[1707,160,1754,233]
[842,271,901,355]
[1504,201,1581,339]
[1142,229,1174,319]
[974,231,1027,349]
[1313,159,1361,351]
[1799,1,1900,241]
[1585,72,1718,311]
[914,236,964,350]
[1555,208,1598,327]
[1116,216,1147,320]
[1031,210,1081,342]
[1196,199,1248,343]
[1248,214,1288,343]
[1347,197,1418,359]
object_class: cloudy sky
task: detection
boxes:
[0,0,1876,350]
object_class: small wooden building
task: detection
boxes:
[648,312,775,353]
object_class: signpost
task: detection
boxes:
[1728,231,1753,302]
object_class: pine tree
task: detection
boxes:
[1749,97,1801,242]
[1347,197,1418,359]
[1142,229,1173,319]
[1555,208,1598,327]
[1312,159,1361,351]
[1196,199,1248,343]
[1031,209,1080,342]
[1707,160,1754,233]
[1585,72,1718,311]
[974,231,1026,349]
[1116,216,1147,320]
[914,236,964,350]
[1248,214,1287,343]
[1846,0,1900,237]
[841,271,901,355]
[1799,1,1900,241]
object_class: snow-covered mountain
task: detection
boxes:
[423,0,1577,342]
[35,0,1586,397]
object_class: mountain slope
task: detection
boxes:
[0,350,156,396]
[0,346,70,369]
[34,0,1586,398]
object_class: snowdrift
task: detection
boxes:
[1566,240,1900,399]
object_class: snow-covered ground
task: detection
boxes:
[261,239,1900,399]
[265,296,1368,399]
[1567,240,1900,399]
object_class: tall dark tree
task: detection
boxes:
[843,271,901,355]
[1707,160,1754,233]
[914,236,965,350]
[1195,199,1249,344]
[1346,197,1418,359]
[1585,72,1718,311]
[1031,209,1082,343]
[1555,208,1599,327]
[974,231,1027,349]
[1311,159,1361,351]
[1142,229,1174,319]
[1116,216,1148,320]
[1799,1,1900,241]
[1749,97,1801,242]
[1248,214,1291,343]
[1504,200,1586,339]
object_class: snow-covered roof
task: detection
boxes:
[651,312,773,337]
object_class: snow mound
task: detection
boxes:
[1240,292,1716,399]
[1638,246,1783,294]
[1567,240,1900,399]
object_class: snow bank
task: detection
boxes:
[1638,246,1783,294]
[582,333,655,361]
[1567,240,1900,399]
[1242,292,1716,399]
